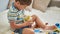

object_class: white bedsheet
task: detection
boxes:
[0,7,60,34]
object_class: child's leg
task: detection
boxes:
[14,26,30,34]
[22,28,34,34]
[31,15,57,30]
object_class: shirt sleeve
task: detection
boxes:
[7,8,17,22]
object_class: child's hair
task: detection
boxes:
[15,0,32,6]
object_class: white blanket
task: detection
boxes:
[0,7,60,34]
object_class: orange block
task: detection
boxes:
[12,32,14,34]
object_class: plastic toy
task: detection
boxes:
[17,15,31,22]
[24,16,31,21]
[46,31,58,34]
[55,23,60,28]
[45,23,60,34]
[53,23,60,33]
[46,31,52,34]
[46,32,48,34]
[54,29,60,33]
[12,32,14,34]
[53,32,58,34]
[34,29,40,32]
[45,23,48,25]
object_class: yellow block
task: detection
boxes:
[24,16,30,21]
[46,32,48,34]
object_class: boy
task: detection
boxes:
[7,0,57,34]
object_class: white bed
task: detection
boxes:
[0,7,60,34]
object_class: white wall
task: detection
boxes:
[0,0,9,12]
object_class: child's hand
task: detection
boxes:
[24,20,33,26]
[50,25,57,30]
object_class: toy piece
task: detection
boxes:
[53,23,60,33]
[46,31,52,34]
[46,32,48,34]
[12,32,14,34]
[53,32,58,34]
[34,29,40,32]
[24,16,32,27]
[45,23,48,25]
[54,29,60,33]
[17,15,31,23]
[55,23,60,31]
[46,32,58,34]
[24,16,31,21]
[55,23,60,28]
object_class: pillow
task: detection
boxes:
[0,10,11,34]
[48,0,60,7]
[25,0,33,11]
[32,0,50,12]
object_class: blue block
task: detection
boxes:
[53,32,57,34]
[55,23,60,28]
[34,29,40,32]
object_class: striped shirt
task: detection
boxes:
[7,3,25,24]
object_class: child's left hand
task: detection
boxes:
[52,25,57,30]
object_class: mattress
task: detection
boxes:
[0,7,60,34]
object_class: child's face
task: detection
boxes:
[14,1,28,10]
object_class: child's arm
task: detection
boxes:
[10,20,32,29]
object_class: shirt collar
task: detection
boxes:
[12,3,20,11]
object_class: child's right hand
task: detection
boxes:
[24,20,33,26]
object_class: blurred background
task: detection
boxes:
[0,0,60,12]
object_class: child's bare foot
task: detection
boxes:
[44,25,57,30]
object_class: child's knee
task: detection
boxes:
[22,28,34,34]
[31,15,37,20]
